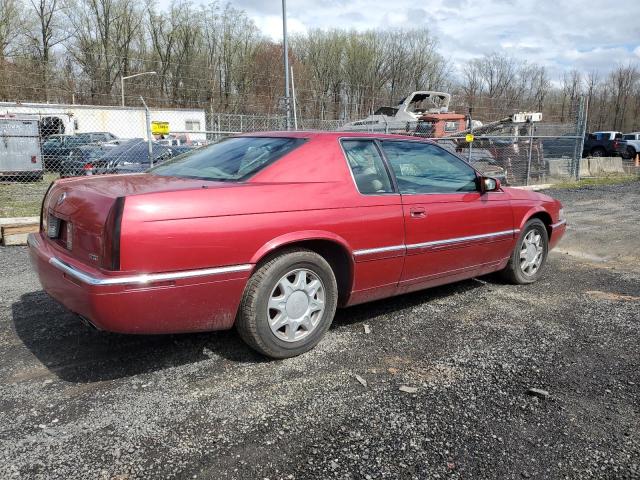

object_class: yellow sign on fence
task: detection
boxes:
[465,133,474,143]
[151,121,169,135]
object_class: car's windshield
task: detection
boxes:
[43,135,64,145]
[150,136,305,181]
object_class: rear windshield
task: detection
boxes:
[149,136,305,181]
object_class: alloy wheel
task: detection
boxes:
[267,268,326,342]
[520,230,544,276]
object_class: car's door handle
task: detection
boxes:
[410,207,427,218]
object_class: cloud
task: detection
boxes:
[214,0,640,80]
[253,15,308,40]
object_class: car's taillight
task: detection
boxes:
[40,182,55,232]
[613,140,619,149]
[102,197,125,271]
[31,156,37,164]
[83,163,94,170]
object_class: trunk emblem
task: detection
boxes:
[57,192,67,205]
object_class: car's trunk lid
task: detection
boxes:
[42,174,232,268]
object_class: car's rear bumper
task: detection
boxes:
[549,219,567,250]
[28,232,252,334]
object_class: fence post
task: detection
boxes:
[525,121,534,186]
[467,108,473,162]
[575,95,588,181]
[571,95,587,180]
[139,96,153,167]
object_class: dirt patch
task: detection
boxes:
[585,290,640,302]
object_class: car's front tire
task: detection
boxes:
[501,219,549,284]
[236,249,338,359]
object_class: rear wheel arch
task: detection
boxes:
[250,236,354,306]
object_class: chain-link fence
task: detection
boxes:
[0,100,353,217]
[0,94,636,219]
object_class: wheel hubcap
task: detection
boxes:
[267,268,326,343]
[520,230,544,276]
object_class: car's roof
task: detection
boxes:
[237,130,435,142]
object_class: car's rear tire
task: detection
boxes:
[236,249,338,359]
[501,219,549,285]
[624,146,636,160]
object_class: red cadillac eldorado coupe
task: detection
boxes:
[28,132,566,358]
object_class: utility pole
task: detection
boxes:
[282,0,292,130]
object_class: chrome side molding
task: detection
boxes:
[49,257,253,286]
[354,229,518,257]
[406,229,518,251]
[353,244,406,256]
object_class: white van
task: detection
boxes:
[0,116,43,181]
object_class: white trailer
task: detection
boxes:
[0,116,43,180]
[0,102,207,142]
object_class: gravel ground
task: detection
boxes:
[0,182,638,479]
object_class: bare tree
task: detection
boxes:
[584,70,599,130]
[292,29,345,119]
[25,0,67,100]
[2,0,639,130]
[66,0,142,102]
[609,64,638,131]
[461,60,483,109]
[0,0,25,59]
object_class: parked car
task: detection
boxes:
[541,133,579,159]
[101,138,174,174]
[28,132,566,358]
[621,132,640,160]
[42,132,118,170]
[583,131,625,157]
[59,144,118,178]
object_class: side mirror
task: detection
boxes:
[480,176,501,193]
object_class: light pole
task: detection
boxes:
[282,0,291,130]
[121,71,157,107]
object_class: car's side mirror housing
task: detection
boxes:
[479,176,501,193]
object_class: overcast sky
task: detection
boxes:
[230,0,640,80]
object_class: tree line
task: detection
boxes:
[0,0,638,131]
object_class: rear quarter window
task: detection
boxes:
[341,139,394,194]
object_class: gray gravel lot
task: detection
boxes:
[1,182,639,479]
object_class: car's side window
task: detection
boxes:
[341,140,394,195]
[381,141,478,194]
